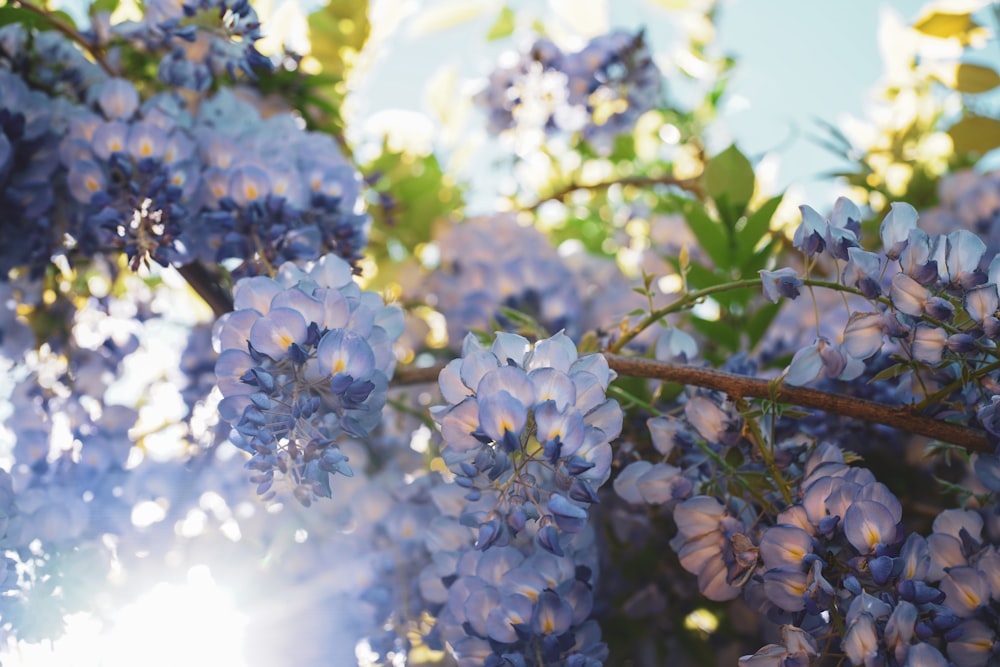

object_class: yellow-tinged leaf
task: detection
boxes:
[407,0,494,37]
[486,5,515,40]
[424,63,459,126]
[954,63,1000,93]
[947,115,1000,155]
[307,0,370,78]
[643,0,689,9]
[913,11,978,40]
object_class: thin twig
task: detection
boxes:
[11,0,115,76]
[393,364,444,385]
[520,174,704,212]
[603,354,992,454]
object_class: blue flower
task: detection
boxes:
[433,331,620,554]
[214,254,402,504]
[759,268,802,303]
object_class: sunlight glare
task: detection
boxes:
[8,565,249,667]
[102,565,248,667]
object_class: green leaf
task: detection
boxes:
[735,194,782,265]
[745,301,781,349]
[948,115,1000,156]
[866,362,911,383]
[689,317,740,352]
[740,238,779,275]
[954,63,1000,94]
[363,145,464,281]
[673,196,731,270]
[89,0,119,17]
[486,6,515,40]
[306,0,371,134]
[496,306,548,337]
[925,441,971,463]
[702,144,755,223]
[308,1,370,77]
[0,5,77,30]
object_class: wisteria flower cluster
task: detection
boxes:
[0,67,63,276]
[426,216,585,344]
[763,198,1000,448]
[670,442,1000,666]
[112,0,270,91]
[214,253,403,505]
[1,29,369,281]
[432,331,621,555]
[475,30,662,153]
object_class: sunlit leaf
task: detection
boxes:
[643,0,689,8]
[912,11,977,39]
[486,5,515,40]
[954,63,1000,94]
[307,0,370,82]
[364,144,464,272]
[408,0,492,37]
[89,0,120,18]
[948,115,1000,156]
[866,362,911,383]
[302,0,371,136]
[735,194,782,264]
[673,196,730,270]
[703,144,755,224]
[0,4,78,29]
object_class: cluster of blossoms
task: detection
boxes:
[426,216,585,344]
[921,169,1000,257]
[760,199,1000,437]
[754,199,1000,589]
[432,539,607,667]
[179,88,371,277]
[475,30,662,153]
[61,78,191,269]
[0,28,370,280]
[423,214,675,350]
[0,24,104,100]
[432,331,621,556]
[213,253,404,505]
[669,442,1000,666]
[111,0,270,92]
[0,67,62,277]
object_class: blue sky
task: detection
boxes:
[713,0,923,202]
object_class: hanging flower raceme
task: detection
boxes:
[431,331,621,556]
[113,0,271,92]
[214,254,404,505]
[59,78,191,269]
[474,30,662,154]
[0,67,62,278]
[426,215,584,344]
[183,89,371,278]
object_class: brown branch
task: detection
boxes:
[392,354,993,453]
[393,364,445,385]
[521,174,704,212]
[603,354,992,454]
[176,261,233,318]
[11,0,116,76]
